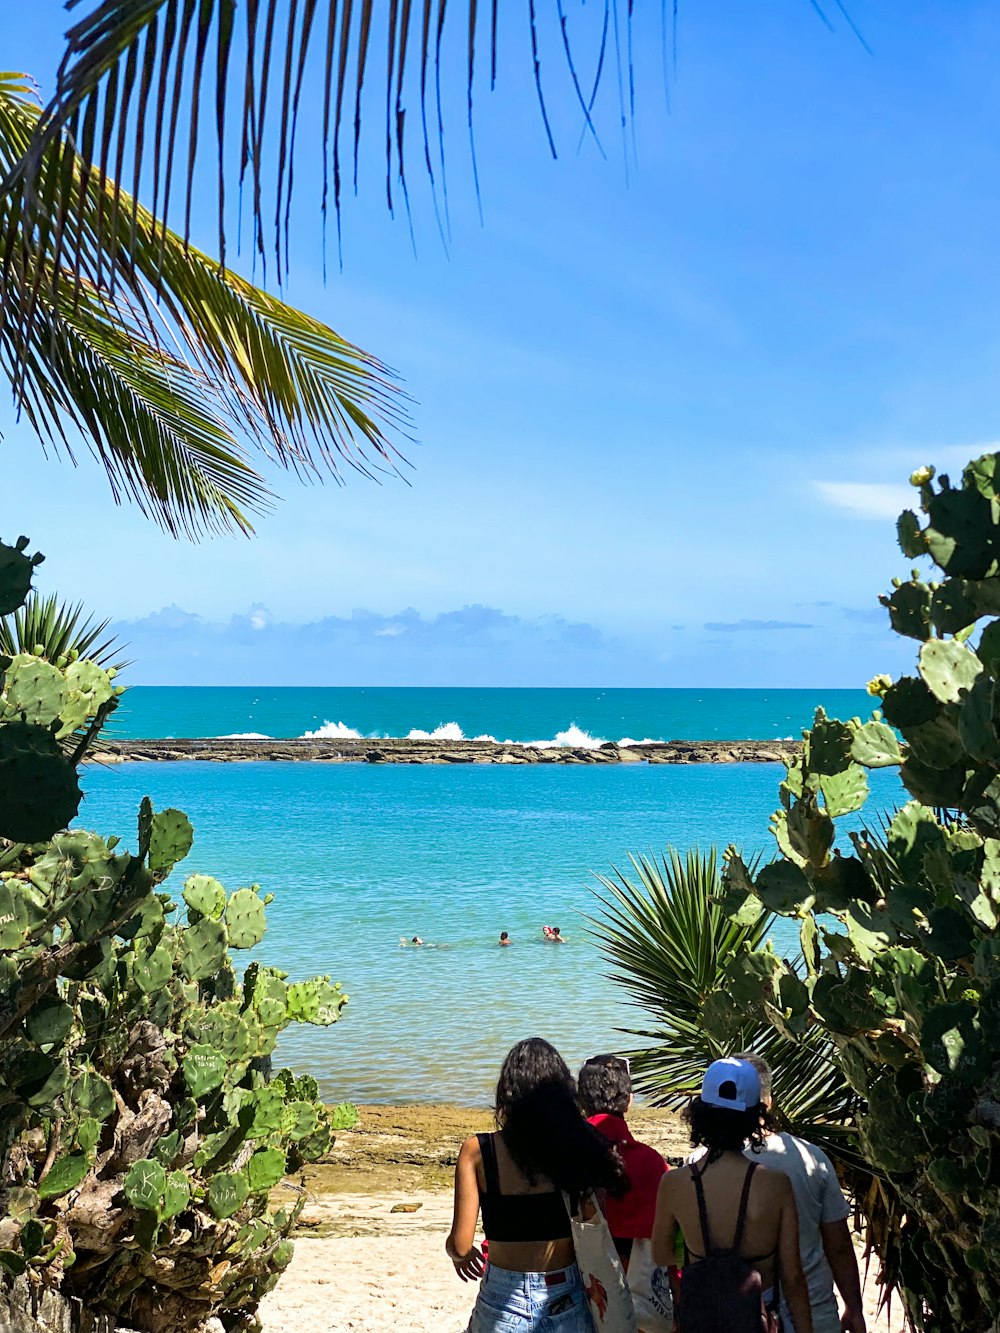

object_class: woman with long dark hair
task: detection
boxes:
[447,1036,628,1330]
[652,1058,813,1333]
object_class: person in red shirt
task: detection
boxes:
[577,1054,667,1269]
[579,1054,678,1333]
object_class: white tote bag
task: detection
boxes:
[625,1238,673,1333]
[563,1191,638,1333]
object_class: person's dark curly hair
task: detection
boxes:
[577,1056,631,1117]
[685,1096,766,1164]
[495,1037,628,1199]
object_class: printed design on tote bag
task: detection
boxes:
[651,1266,673,1316]
[585,1273,609,1318]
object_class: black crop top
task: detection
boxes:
[476,1133,572,1242]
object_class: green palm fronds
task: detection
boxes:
[0,594,127,672]
[590,847,859,1145]
[591,849,774,1101]
[8,1,651,280]
[0,593,128,762]
[0,73,407,538]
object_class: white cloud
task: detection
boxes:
[813,481,913,520]
[374,624,406,637]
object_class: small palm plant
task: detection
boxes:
[590,848,857,1146]
[0,592,128,762]
[0,593,126,672]
[590,846,903,1303]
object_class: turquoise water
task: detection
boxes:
[111,686,874,745]
[78,748,900,1106]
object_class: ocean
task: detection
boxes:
[111,686,875,747]
[80,688,896,1105]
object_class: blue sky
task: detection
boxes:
[6,1,1000,686]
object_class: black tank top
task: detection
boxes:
[476,1133,572,1242]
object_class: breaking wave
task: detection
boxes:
[406,722,466,741]
[294,720,663,746]
[526,724,605,749]
[301,720,365,739]
[220,731,272,739]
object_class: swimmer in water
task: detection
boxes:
[549,926,567,943]
[499,931,511,946]
[399,936,425,947]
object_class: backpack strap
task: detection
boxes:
[477,1133,501,1196]
[690,1161,715,1255]
[732,1162,758,1252]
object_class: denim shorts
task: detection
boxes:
[467,1262,593,1332]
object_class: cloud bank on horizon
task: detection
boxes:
[114,598,912,688]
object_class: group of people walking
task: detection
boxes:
[447,1038,866,1333]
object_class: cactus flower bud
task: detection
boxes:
[910,465,935,486]
[866,673,893,697]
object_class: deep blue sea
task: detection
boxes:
[81,688,897,1105]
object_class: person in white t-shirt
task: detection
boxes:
[733,1053,866,1333]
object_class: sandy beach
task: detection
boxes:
[259,1106,904,1333]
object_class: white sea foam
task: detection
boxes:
[220,731,272,739]
[527,724,605,750]
[301,720,365,739]
[290,719,665,746]
[406,722,465,741]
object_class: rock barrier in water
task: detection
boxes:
[96,738,803,765]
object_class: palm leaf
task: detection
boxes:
[0,592,127,762]
[589,849,855,1131]
[0,593,127,671]
[8,0,648,279]
[0,73,408,537]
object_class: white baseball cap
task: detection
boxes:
[701,1058,761,1112]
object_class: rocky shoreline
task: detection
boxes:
[98,737,802,765]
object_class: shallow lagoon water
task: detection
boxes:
[79,760,900,1105]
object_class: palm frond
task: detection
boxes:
[589,847,862,1138]
[0,592,127,762]
[0,593,127,672]
[1,0,653,289]
[590,848,777,1106]
[0,73,408,538]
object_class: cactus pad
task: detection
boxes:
[225,887,267,949]
[147,807,194,877]
[0,722,82,842]
[183,873,227,921]
[124,1159,167,1213]
[2,655,69,727]
[0,537,43,616]
[182,1044,227,1098]
[207,1171,250,1220]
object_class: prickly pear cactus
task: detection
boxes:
[0,540,355,1333]
[721,456,1000,1332]
[0,538,124,842]
[0,537,43,616]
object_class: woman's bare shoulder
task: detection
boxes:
[459,1133,484,1162]
[752,1162,793,1199]
[659,1163,693,1195]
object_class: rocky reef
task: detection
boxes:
[99,738,802,765]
